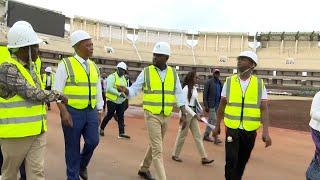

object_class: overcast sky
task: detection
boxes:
[17,0,320,33]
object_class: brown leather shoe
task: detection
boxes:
[172,156,183,162]
[201,158,214,165]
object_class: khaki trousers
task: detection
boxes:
[1,133,46,180]
[140,111,169,180]
[172,113,207,158]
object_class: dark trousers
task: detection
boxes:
[100,100,126,135]
[62,106,100,180]
[45,86,51,109]
[0,146,26,180]
[102,91,106,111]
[225,128,257,180]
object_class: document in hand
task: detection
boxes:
[200,117,215,130]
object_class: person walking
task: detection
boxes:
[203,68,223,144]
[118,42,187,180]
[99,62,130,139]
[0,21,66,180]
[54,30,103,180]
[171,71,214,165]
[42,66,55,110]
[306,91,320,180]
[101,72,107,112]
[212,51,272,180]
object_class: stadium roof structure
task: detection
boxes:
[256,31,319,41]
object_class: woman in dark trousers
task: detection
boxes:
[0,147,26,180]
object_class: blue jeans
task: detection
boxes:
[204,108,217,137]
[62,106,100,180]
[306,154,320,180]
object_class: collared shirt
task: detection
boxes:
[128,65,185,107]
[0,57,60,102]
[182,85,202,117]
[310,91,320,131]
[53,54,104,110]
[101,77,107,92]
[106,72,127,104]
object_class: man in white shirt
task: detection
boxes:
[213,51,272,180]
[54,30,103,180]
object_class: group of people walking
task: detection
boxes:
[0,20,276,180]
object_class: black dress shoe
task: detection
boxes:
[201,158,214,165]
[138,170,155,180]
[171,156,183,162]
[80,168,88,180]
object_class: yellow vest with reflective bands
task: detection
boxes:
[62,56,99,109]
[106,72,127,102]
[42,73,55,87]
[143,65,176,116]
[224,75,263,131]
[0,57,47,138]
[0,46,10,63]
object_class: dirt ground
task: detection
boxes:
[43,99,314,180]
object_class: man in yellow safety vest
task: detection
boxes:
[213,51,272,180]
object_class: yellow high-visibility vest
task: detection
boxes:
[143,65,176,116]
[42,73,55,87]
[106,72,127,102]
[0,57,47,138]
[0,46,10,63]
[224,75,263,131]
[62,56,99,109]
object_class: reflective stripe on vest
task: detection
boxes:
[42,73,55,87]
[106,72,127,102]
[0,57,47,138]
[224,75,263,131]
[62,57,99,109]
[143,65,176,116]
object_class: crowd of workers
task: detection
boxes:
[0,20,317,180]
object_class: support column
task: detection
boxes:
[96,23,100,40]
[121,27,124,44]
[228,35,231,52]
[204,34,207,51]
[109,25,112,44]
[215,34,219,52]
[295,39,298,54]
[145,30,148,46]
[70,18,74,32]
[180,33,183,49]
[240,35,244,51]
[280,39,284,54]
[83,20,86,31]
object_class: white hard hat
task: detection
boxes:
[7,21,43,49]
[45,66,52,73]
[238,51,258,66]
[70,30,91,47]
[152,42,171,56]
[116,61,127,70]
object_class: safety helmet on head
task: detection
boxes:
[238,51,258,66]
[45,66,52,73]
[70,30,91,47]
[7,21,43,49]
[152,42,171,56]
[116,61,127,70]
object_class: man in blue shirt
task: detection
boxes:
[203,69,222,144]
